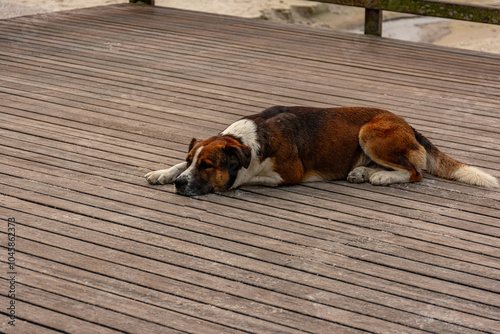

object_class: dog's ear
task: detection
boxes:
[226,144,252,169]
[188,138,198,152]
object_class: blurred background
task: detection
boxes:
[1,0,500,53]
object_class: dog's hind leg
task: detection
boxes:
[358,113,427,186]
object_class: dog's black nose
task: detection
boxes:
[174,177,188,189]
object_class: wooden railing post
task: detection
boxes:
[364,8,382,36]
[130,0,155,5]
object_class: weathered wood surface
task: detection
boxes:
[0,3,499,333]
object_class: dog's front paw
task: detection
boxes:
[145,169,177,185]
[347,167,369,183]
[145,170,175,185]
[145,162,188,185]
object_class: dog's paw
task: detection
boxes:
[145,162,188,185]
[369,172,392,186]
[347,167,369,183]
[145,169,178,185]
[369,170,409,186]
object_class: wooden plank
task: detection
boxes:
[1,51,499,135]
[0,156,500,308]
[0,125,500,320]
[16,269,232,334]
[0,18,496,124]
[0,295,126,334]
[3,155,499,288]
[17,252,308,334]
[1,9,498,103]
[1,98,497,173]
[0,105,500,318]
[1,57,498,159]
[0,55,500,160]
[0,213,402,333]
[0,4,499,333]
[1,23,498,121]
[1,144,498,265]
[3,140,499,265]
[3,199,499,333]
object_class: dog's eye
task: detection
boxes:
[198,161,214,171]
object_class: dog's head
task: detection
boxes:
[174,136,252,196]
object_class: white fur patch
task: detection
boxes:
[221,119,260,154]
[222,119,282,188]
[452,165,499,188]
[178,146,203,181]
[370,170,410,185]
[235,157,282,188]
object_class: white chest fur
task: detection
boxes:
[221,119,282,188]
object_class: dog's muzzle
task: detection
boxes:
[174,176,213,196]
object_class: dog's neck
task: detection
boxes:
[220,119,260,157]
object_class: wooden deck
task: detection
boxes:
[0,3,499,333]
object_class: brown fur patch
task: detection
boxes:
[359,112,426,182]
[188,136,251,192]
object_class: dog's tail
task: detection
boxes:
[414,129,499,188]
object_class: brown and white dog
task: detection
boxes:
[145,106,499,195]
